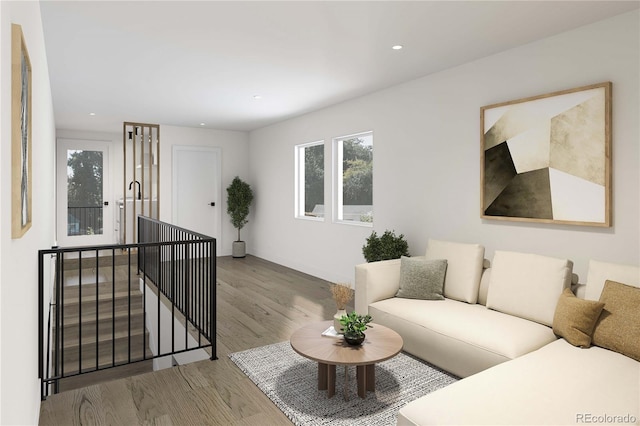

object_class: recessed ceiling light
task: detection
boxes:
[253,95,262,100]
[89,112,96,116]
[200,122,205,126]
[392,45,403,50]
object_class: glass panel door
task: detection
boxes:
[66,149,103,236]
[57,139,112,246]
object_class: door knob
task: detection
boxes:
[210,202,215,206]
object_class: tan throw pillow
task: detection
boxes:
[592,280,640,361]
[552,288,604,348]
[396,257,447,300]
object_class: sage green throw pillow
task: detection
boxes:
[396,256,447,300]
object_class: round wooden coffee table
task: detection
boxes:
[290,320,403,399]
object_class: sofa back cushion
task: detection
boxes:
[424,239,485,304]
[585,260,640,301]
[486,251,573,326]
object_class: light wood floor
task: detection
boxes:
[39,255,345,425]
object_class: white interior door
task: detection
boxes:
[172,146,221,241]
[56,139,112,247]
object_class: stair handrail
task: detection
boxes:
[38,217,217,400]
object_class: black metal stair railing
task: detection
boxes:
[38,216,217,400]
[137,217,217,352]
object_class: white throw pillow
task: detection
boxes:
[486,251,573,326]
[585,260,640,301]
[424,239,485,304]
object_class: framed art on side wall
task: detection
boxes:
[480,82,612,227]
[11,23,32,239]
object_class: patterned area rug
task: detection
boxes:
[229,341,458,426]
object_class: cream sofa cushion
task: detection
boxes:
[424,239,485,304]
[486,251,573,326]
[397,338,640,425]
[369,297,556,377]
[585,259,640,301]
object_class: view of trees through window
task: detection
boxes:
[296,133,373,224]
[67,149,103,235]
[337,133,373,224]
[303,143,324,215]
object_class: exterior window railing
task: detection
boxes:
[67,206,103,235]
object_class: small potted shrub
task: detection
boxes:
[339,311,373,346]
[362,230,409,262]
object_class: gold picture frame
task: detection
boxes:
[11,24,32,238]
[480,82,612,227]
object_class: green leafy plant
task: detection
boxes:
[339,311,373,338]
[362,230,409,262]
[226,176,254,241]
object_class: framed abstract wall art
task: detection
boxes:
[11,24,32,238]
[480,82,611,227]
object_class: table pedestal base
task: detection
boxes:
[317,362,375,399]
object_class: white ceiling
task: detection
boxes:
[40,1,639,133]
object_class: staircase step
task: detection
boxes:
[61,306,144,329]
[60,279,141,300]
[57,328,148,352]
[61,290,144,319]
[55,332,150,375]
[57,322,147,348]
[56,311,146,345]
[62,252,138,269]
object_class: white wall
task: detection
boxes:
[0,1,56,424]
[248,10,640,284]
[55,126,250,255]
[141,280,209,371]
[159,125,250,256]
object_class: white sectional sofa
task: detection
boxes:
[354,239,640,425]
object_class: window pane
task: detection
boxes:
[295,141,324,219]
[304,144,324,216]
[337,133,373,224]
[67,149,103,236]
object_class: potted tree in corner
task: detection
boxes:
[226,176,254,258]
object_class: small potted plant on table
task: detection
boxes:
[339,311,373,346]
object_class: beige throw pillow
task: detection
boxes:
[592,280,640,361]
[396,257,447,300]
[552,288,604,348]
